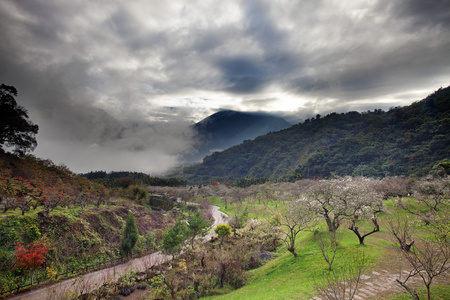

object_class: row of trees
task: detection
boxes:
[270,177,384,256]
[269,176,449,250]
[0,154,108,215]
[81,171,188,188]
[263,176,449,300]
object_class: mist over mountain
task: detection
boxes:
[185,110,291,162]
[180,86,450,182]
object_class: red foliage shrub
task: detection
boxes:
[14,241,49,271]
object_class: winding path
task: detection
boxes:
[6,205,228,300]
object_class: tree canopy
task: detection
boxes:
[121,212,139,259]
[161,218,188,258]
[0,84,39,155]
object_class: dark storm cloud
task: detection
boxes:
[242,0,286,55]
[387,0,450,30]
[216,56,268,93]
[0,1,198,173]
[0,0,449,172]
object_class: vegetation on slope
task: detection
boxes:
[81,170,188,188]
[182,86,450,182]
[77,176,448,300]
[0,150,172,294]
[0,151,108,214]
[2,163,449,299]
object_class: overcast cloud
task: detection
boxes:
[1,0,449,174]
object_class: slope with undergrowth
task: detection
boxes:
[0,202,166,293]
[0,150,171,294]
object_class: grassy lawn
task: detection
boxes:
[386,283,450,300]
[204,228,385,300]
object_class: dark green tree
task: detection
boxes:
[438,161,450,175]
[161,219,188,258]
[186,211,209,249]
[121,212,139,259]
[0,84,39,155]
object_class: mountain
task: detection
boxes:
[185,110,291,161]
[180,86,450,182]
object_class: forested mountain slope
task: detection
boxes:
[181,86,450,181]
[185,110,290,162]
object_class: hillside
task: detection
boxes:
[181,86,450,181]
[0,151,170,294]
[0,151,110,214]
[185,110,291,162]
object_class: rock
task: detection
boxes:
[258,251,273,261]
[37,210,50,218]
[119,286,136,296]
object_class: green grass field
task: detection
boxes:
[203,230,384,300]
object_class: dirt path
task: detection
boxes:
[6,205,228,300]
[310,268,424,300]
[357,270,422,300]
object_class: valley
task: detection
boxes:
[1,85,449,300]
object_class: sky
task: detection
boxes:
[1,0,449,174]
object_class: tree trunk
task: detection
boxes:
[288,247,298,257]
[201,256,205,269]
[349,224,365,245]
[30,270,35,285]
[324,215,337,232]
[396,279,419,300]
[392,231,414,252]
[402,240,415,252]
[220,264,226,288]
[349,218,380,245]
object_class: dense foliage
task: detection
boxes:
[0,84,39,155]
[81,170,187,187]
[182,86,450,181]
[0,151,108,214]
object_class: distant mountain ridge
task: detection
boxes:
[185,110,291,161]
[181,86,450,182]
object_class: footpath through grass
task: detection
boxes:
[208,196,281,221]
